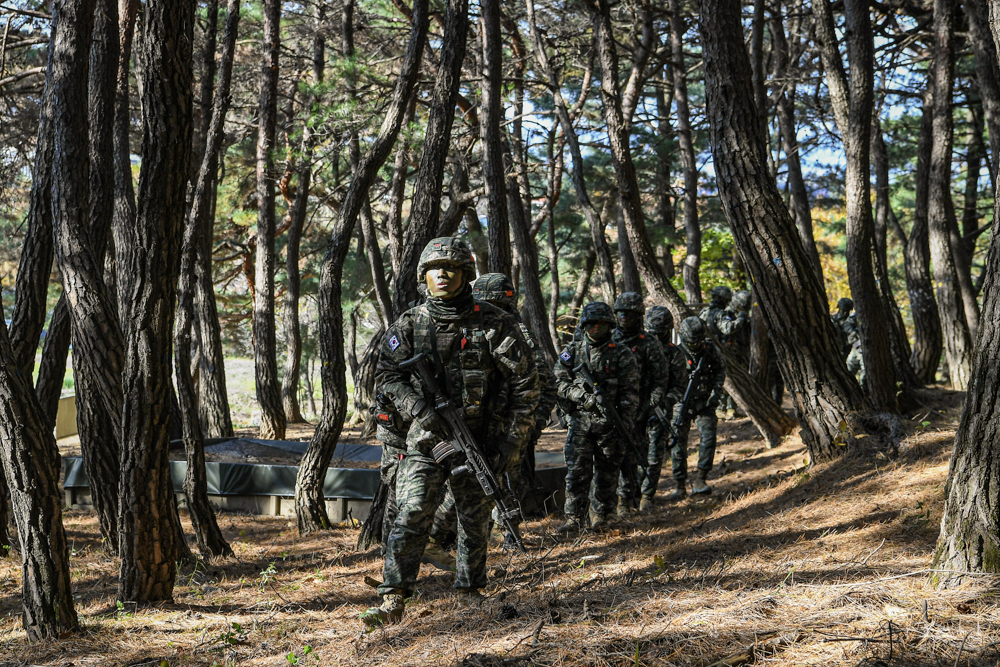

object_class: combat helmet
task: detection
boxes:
[417,237,477,283]
[472,273,516,311]
[613,292,644,313]
[679,316,706,347]
[731,290,752,313]
[837,297,854,312]
[645,306,674,335]
[709,286,732,308]
[578,302,615,327]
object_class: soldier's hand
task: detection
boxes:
[413,400,446,435]
[582,394,600,412]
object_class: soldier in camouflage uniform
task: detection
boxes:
[640,306,689,508]
[553,302,640,533]
[831,297,864,384]
[361,237,539,629]
[699,286,733,339]
[670,317,727,497]
[472,273,558,543]
[611,292,671,513]
[715,290,751,418]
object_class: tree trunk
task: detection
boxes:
[283,4,322,424]
[252,0,286,440]
[655,64,676,279]
[950,101,983,339]
[813,0,898,411]
[10,24,56,381]
[545,127,563,350]
[698,0,879,460]
[113,0,139,317]
[928,0,975,389]
[117,0,193,602]
[51,0,124,552]
[669,0,701,304]
[174,0,240,559]
[296,0,429,533]
[871,121,921,392]
[35,295,71,431]
[569,246,597,318]
[391,0,469,313]
[770,0,822,287]
[525,0,616,305]
[963,0,1000,180]
[386,97,416,278]
[0,318,78,640]
[479,0,510,276]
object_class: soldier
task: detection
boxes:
[831,297,864,383]
[361,237,539,629]
[699,286,733,339]
[611,292,671,513]
[553,302,640,533]
[716,290,751,419]
[471,273,558,545]
[669,317,727,498]
[640,306,689,509]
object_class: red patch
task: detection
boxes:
[377,414,389,422]
[639,334,645,339]
[474,305,480,312]
[461,337,468,349]
[608,343,616,348]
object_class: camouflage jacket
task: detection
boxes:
[376,288,539,454]
[612,327,670,418]
[716,306,750,355]
[678,340,727,413]
[553,337,640,431]
[653,334,690,408]
[831,311,859,356]
[520,323,558,423]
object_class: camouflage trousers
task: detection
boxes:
[641,415,670,498]
[563,422,622,519]
[669,405,718,483]
[379,439,407,550]
[617,415,648,508]
[847,346,865,385]
[378,452,492,596]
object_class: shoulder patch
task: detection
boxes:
[389,335,401,351]
[559,350,572,362]
[608,343,616,348]
[639,334,645,339]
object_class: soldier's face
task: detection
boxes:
[617,311,640,330]
[426,266,464,298]
[586,322,611,341]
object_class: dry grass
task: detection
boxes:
[5,387,998,667]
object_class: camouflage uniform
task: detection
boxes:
[612,293,671,509]
[375,238,539,598]
[554,303,640,524]
[831,298,864,384]
[371,393,410,549]
[671,317,727,493]
[699,286,733,339]
[641,307,689,499]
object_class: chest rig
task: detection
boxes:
[412,304,494,420]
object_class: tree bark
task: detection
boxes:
[479,0,510,276]
[117,0,193,602]
[283,3,323,423]
[655,64,676,279]
[35,295,71,431]
[51,0,124,552]
[871,121,921,392]
[545,126,563,350]
[698,0,879,460]
[0,317,78,640]
[174,0,240,559]
[525,0,616,304]
[386,97,416,278]
[296,0,429,533]
[669,0,701,304]
[770,0,822,287]
[391,0,469,313]
[569,246,597,318]
[252,0,286,440]
[928,0,975,389]
[113,0,139,318]
[813,0,898,411]
[963,0,1000,180]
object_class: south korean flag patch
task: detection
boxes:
[559,350,572,363]
[388,334,401,351]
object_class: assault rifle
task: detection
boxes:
[658,355,705,449]
[573,362,645,488]
[399,352,526,553]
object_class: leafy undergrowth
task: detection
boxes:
[4,386,997,666]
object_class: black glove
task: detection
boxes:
[582,394,601,413]
[497,438,521,475]
[412,399,446,436]
[706,392,721,411]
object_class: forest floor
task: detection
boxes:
[4,385,998,667]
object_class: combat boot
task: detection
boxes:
[360,592,405,630]
[456,588,485,607]
[556,516,584,534]
[590,513,611,531]
[666,484,686,502]
[639,495,655,514]
[421,538,456,572]
[691,470,712,495]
